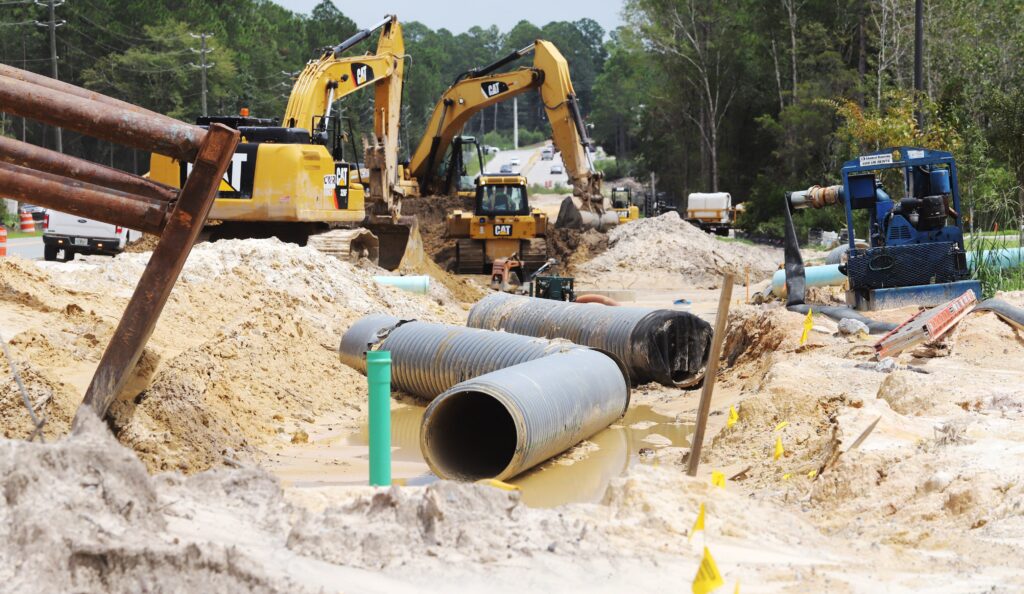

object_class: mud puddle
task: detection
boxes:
[268,402,692,507]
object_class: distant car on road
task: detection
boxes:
[499,164,514,174]
[549,164,564,174]
[509,157,521,166]
[541,147,554,160]
[43,210,136,262]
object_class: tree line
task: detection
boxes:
[1,0,1022,236]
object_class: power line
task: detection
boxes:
[35,0,64,152]
[189,32,214,116]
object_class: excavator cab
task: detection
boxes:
[610,186,640,223]
[441,136,486,198]
[447,174,549,277]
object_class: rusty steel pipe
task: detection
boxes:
[0,63,152,115]
[0,136,175,204]
[75,124,240,424]
[0,161,166,235]
[0,75,205,162]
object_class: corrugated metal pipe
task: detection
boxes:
[338,314,630,481]
[466,293,713,387]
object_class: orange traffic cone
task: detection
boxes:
[0,226,7,257]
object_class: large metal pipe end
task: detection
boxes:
[338,314,401,373]
[420,348,629,482]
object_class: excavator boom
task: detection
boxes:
[409,40,601,210]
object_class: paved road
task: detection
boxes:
[488,145,570,189]
[5,236,43,260]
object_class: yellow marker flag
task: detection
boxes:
[734,581,740,594]
[688,503,706,543]
[727,406,739,428]
[773,436,784,461]
[692,546,725,594]
[807,469,818,479]
[475,478,520,491]
[799,307,813,345]
[774,420,789,432]
[711,471,726,489]
[782,473,792,480]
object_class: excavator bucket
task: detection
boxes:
[555,196,619,231]
[363,215,422,271]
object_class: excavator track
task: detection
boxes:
[307,228,381,264]
[455,239,486,274]
[519,238,549,274]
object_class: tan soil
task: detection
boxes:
[3,222,1024,591]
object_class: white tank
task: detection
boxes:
[686,192,732,223]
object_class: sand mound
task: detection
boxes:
[1,239,464,472]
[573,212,780,288]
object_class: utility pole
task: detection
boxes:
[913,0,924,128]
[513,96,519,149]
[36,0,65,152]
[189,33,215,117]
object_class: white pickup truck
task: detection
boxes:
[42,210,136,261]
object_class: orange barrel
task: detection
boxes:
[0,227,7,257]
[19,211,34,232]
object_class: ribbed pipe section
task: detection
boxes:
[467,293,712,386]
[420,348,629,481]
[339,314,631,481]
[339,314,605,398]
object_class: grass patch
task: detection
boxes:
[3,227,43,239]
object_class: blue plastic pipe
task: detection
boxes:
[373,275,430,294]
[771,247,1024,296]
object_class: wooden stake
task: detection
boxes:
[687,273,734,477]
[745,265,750,303]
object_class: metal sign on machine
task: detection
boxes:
[481,81,509,98]
[859,153,894,167]
[181,144,257,198]
[493,224,512,236]
[334,163,350,208]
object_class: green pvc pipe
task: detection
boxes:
[366,350,392,486]
[373,275,430,294]
[770,247,1024,296]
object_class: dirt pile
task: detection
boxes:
[574,212,781,288]
[1,238,464,472]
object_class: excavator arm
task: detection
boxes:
[283,16,400,132]
[409,41,601,210]
[281,15,408,218]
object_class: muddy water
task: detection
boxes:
[271,403,692,508]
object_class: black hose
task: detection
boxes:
[782,192,897,334]
[975,299,1024,330]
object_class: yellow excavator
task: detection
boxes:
[406,40,603,276]
[149,15,418,269]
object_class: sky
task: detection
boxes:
[270,0,625,34]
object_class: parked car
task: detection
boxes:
[509,157,521,166]
[549,164,564,174]
[499,164,514,174]
[43,210,137,262]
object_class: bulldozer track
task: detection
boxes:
[519,237,549,273]
[307,228,380,264]
[455,239,486,274]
